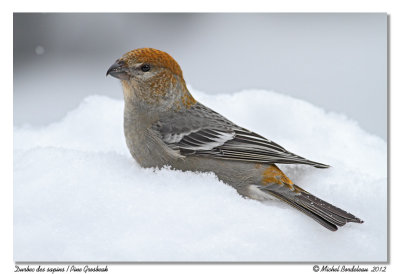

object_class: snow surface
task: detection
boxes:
[14,88,387,262]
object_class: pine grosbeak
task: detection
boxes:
[107,48,363,231]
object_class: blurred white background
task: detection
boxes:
[13,13,387,140]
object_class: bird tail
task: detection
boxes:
[260,184,364,231]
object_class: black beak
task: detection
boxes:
[106,60,130,80]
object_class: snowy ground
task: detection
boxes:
[13,88,387,262]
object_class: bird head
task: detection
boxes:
[107,48,196,110]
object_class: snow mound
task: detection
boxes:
[14,89,387,262]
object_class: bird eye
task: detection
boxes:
[141,64,151,72]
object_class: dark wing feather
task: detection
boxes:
[153,102,329,168]
[177,128,329,168]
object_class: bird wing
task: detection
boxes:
[152,102,329,168]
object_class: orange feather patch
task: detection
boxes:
[261,165,294,189]
[123,48,183,77]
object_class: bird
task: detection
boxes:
[106,48,363,231]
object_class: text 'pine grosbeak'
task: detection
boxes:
[107,48,363,231]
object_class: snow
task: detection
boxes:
[14,88,387,262]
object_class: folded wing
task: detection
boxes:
[152,102,329,168]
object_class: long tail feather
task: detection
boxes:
[260,185,363,231]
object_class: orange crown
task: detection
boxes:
[122,48,183,78]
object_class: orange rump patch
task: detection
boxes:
[262,165,294,189]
